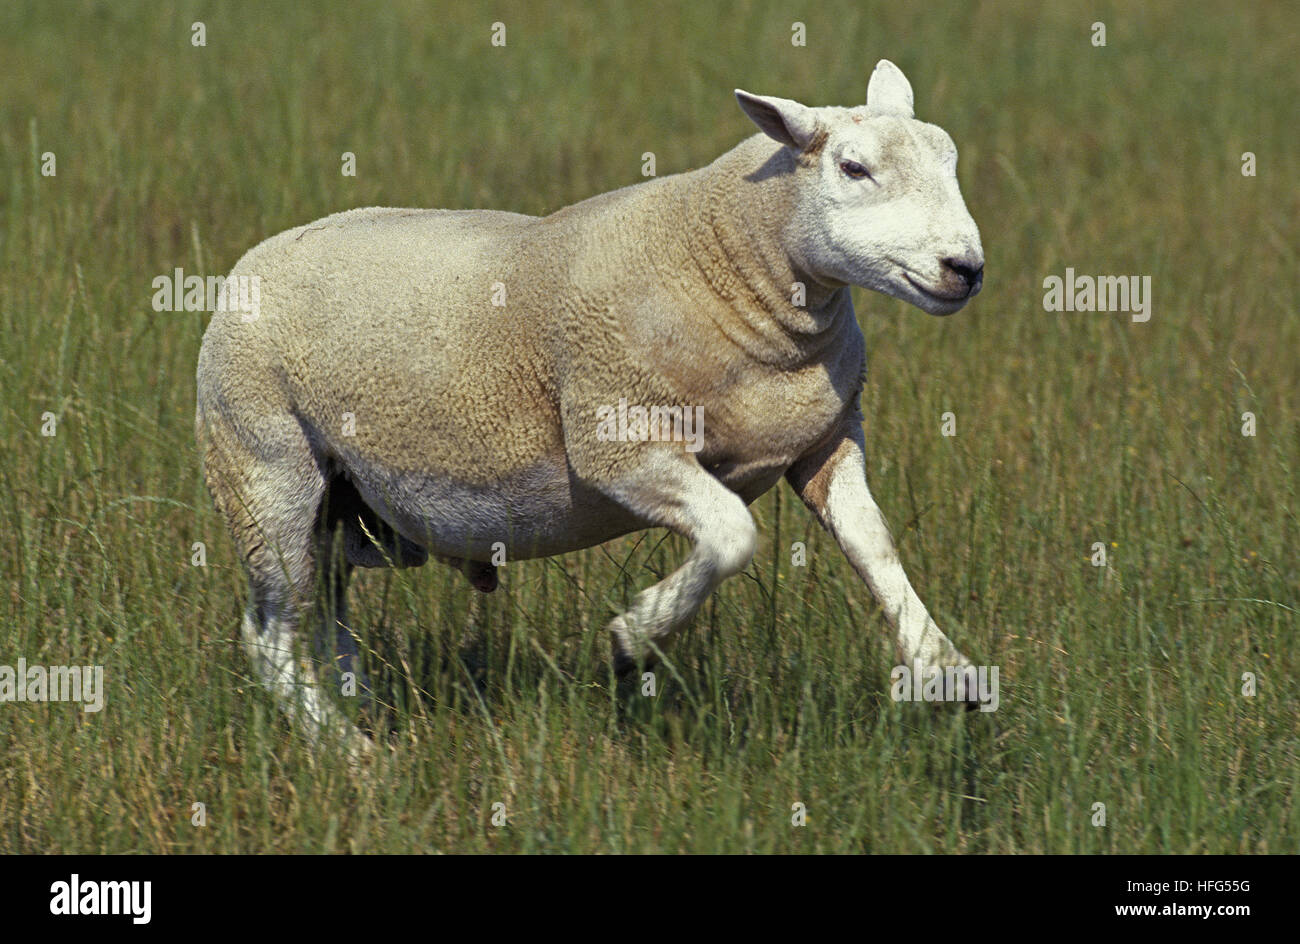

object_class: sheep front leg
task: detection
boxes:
[598,452,758,677]
[788,419,977,701]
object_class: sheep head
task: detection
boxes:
[735,60,983,316]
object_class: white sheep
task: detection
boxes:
[197,60,985,755]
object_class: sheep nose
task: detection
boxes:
[942,257,984,296]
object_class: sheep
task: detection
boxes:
[196,59,985,756]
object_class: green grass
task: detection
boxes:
[1,0,1296,853]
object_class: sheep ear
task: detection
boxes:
[734,90,820,150]
[866,59,914,117]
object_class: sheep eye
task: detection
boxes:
[840,160,872,181]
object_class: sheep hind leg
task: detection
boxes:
[202,420,369,762]
[313,474,435,732]
[311,519,370,720]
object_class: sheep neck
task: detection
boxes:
[673,135,851,369]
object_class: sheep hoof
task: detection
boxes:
[946,663,985,711]
[612,650,637,680]
[464,561,498,593]
[611,647,659,680]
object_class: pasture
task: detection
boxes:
[1,0,1295,852]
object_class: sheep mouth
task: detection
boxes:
[903,272,968,304]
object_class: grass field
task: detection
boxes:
[1,0,1296,853]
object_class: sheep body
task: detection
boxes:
[197,61,988,752]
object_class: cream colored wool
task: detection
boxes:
[197,60,985,753]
